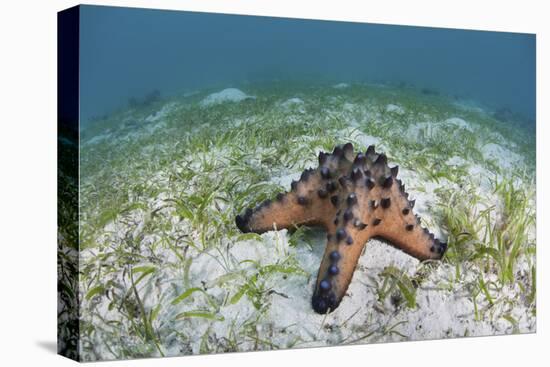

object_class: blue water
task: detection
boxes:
[79,5,535,126]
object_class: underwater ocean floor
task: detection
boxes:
[75,82,535,361]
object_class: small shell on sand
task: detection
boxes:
[200,88,254,107]
[386,104,405,115]
[333,82,350,89]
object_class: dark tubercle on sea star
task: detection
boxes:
[235,143,447,314]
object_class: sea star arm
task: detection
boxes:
[366,179,446,260]
[234,171,333,232]
[235,144,355,233]
[312,225,371,313]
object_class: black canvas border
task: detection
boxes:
[57,5,80,362]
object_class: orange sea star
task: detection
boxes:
[236,143,447,313]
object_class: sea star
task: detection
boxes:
[235,143,447,314]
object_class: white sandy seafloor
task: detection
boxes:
[78,84,535,361]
